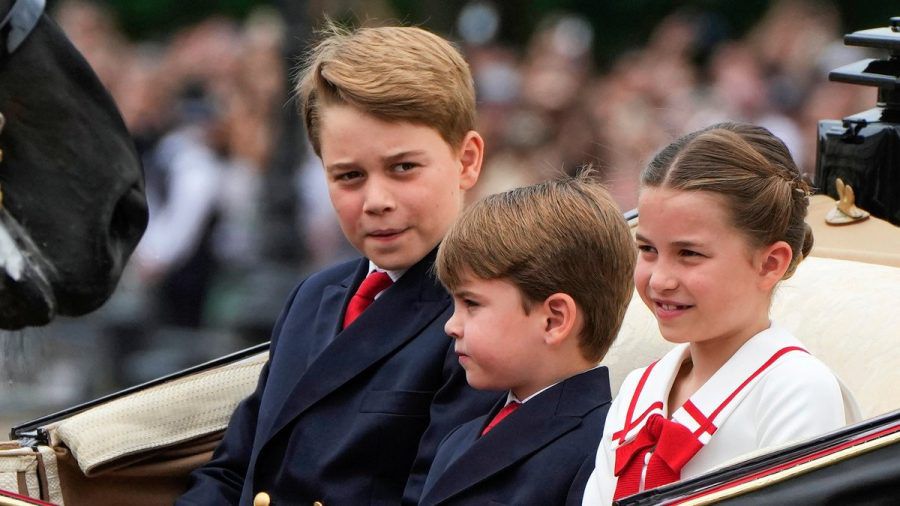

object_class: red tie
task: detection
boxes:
[481,401,521,436]
[343,271,393,329]
[613,414,704,499]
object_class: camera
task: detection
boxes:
[816,16,900,226]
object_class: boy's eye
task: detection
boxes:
[462,298,479,309]
[392,162,418,173]
[637,244,656,254]
[335,170,363,182]
[679,249,703,258]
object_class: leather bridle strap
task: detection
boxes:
[0,0,44,55]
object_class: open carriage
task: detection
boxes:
[1,5,899,505]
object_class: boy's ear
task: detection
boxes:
[757,240,792,290]
[542,293,579,346]
[457,130,483,191]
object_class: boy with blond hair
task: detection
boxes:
[178,24,497,505]
[419,174,636,505]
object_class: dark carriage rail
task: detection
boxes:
[616,408,900,505]
[10,341,272,441]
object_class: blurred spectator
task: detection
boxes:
[53,0,128,93]
[135,84,225,328]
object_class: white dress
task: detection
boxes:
[582,323,860,505]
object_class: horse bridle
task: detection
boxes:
[0,0,43,56]
[0,0,43,203]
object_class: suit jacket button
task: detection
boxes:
[253,492,270,506]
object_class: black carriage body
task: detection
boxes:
[617,410,900,505]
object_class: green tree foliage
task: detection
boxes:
[98,0,267,39]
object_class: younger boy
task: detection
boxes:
[419,174,636,505]
[178,24,497,505]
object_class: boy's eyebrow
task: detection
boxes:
[382,150,428,163]
[325,161,358,173]
[324,150,428,172]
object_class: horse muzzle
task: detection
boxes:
[0,206,56,329]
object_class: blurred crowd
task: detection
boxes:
[461,1,875,209]
[7,0,877,408]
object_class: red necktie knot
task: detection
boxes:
[343,271,393,328]
[481,401,521,436]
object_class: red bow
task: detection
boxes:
[613,414,704,499]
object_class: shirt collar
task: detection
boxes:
[506,364,603,405]
[368,260,406,282]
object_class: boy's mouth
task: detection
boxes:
[367,227,408,241]
[653,299,693,319]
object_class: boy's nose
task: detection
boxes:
[362,180,396,215]
[444,311,462,339]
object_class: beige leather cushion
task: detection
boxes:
[604,256,900,420]
[0,444,62,505]
[51,432,222,506]
[52,352,267,475]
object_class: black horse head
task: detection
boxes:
[0,0,148,329]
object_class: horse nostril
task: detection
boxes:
[108,182,149,258]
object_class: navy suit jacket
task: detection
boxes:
[177,250,498,505]
[419,367,612,506]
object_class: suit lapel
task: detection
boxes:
[424,368,611,504]
[304,263,365,368]
[265,249,449,441]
